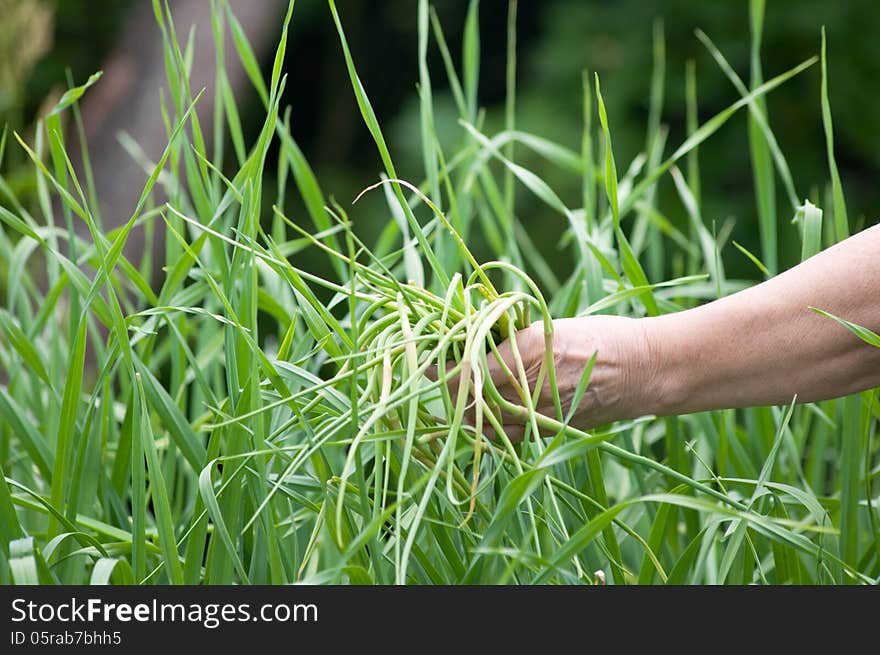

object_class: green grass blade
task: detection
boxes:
[46,317,87,541]
[135,373,184,584]
[463,0,480,123]
[327,0,448,288]
[808,308,880,348]
[820,27,849,243]
[793,200,823,261]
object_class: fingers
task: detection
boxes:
[425,359,463,399]
[485,321,545,383]
[423,321,550,445]
[494,424,526,444]
[461,394,532,444]
[461,418,526,444]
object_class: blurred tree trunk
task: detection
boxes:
[71,0,287,283]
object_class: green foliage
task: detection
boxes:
[0,0,877,586]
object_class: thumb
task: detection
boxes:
[485,321,546,388]
[424,359,464,399]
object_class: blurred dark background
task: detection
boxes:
[3,0,879,284]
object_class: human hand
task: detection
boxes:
[432,315,653,442]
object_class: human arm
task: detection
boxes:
[642,221,880,415]
[489,223,880,437]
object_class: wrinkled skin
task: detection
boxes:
[433,315,651,442]
[431,223,880,443]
